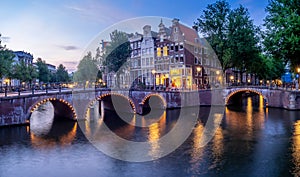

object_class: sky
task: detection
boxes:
[0,0,269,72]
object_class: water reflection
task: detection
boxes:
[30,101,54,136]
[29,101,78,149]
[2,95,300,176]
[292,120,300,176]
[30,122,77,149]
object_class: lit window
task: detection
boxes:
[157,47,161,57]
[163,46,168,56]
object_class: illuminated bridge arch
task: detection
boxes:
[141,93,167,109]
[29,98,77,120]
[92,93,136,114]
[225,88,268,106]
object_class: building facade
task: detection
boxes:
[129,33,142,88]
[10,51,34,86]
[140,25,157,88]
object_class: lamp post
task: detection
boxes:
[151,69,156,90]
[230,75,234,86]
[297,67,300,90]
[4,79,9,97]
[197,67,201,89]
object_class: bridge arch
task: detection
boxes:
[29,98,77,120]
[225,88,268,106]
[84,93,136,119]
[141,93,167,109]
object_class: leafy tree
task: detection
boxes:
[36,58,50,83]
[0,34,14,79]
[193,0,231,72]
[227,5,261,82]
[103,30,131,73]
[264,0,300,70]
[13,61,37,84]
[56,64,69,82]
[73,51,99,83]
[27,64,38,85]
[249,54,284,80]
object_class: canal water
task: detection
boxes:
[0,96,300,177]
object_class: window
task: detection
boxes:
[175,55,179,62]
[157,47,161,57]
[174,27,178,33]
[175,45,179,52]
[180,56,184,63]
[179,43,184,50]
[150,57,154,65]
[142,58,145,66]
[194,57,198,64]
[170,45,174,51]
[194,47,198,53]
[138,42,141,48]
[146,58,149,65]
[163,46,168,56]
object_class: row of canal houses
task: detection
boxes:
[108,18,222,90]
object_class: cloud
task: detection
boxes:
[64,1,133,24]
[0,36,10,42]
[58,45,80,51]
[61,61,78,72]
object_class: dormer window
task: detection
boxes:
[174,27,178,33]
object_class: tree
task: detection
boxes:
[264,0,300,70]
[73,51,99,83]
[0,34,14,79]
[36,58,50,83]
[248,54,284,80]
[193,0,231,72]
[56,64,69,82]
[103,30,131,73]
[227,5,261,82]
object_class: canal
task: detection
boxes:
[0,95,300,177]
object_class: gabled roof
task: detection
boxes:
[177,23,199,44]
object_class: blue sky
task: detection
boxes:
[0,0,268,71]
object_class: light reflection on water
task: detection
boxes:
[0,96,300,176]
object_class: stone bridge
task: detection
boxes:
[224,86,300,110]
[1,87,300,126]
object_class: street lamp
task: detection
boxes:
[151,69,156,90]
[197,67,201,88]
[297,68,300,90]
[4,78,9,97]
[230,75,234,86]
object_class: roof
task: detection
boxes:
[177,23,199,44]
[13,51,33,58]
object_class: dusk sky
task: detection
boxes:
[0,0,268,72]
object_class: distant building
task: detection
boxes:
[129,33,143,86]
[12,51,33,66]
[104,18,222,90]
[46,63,56,73]
[140,25,157,87]
[10,51,34,86]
